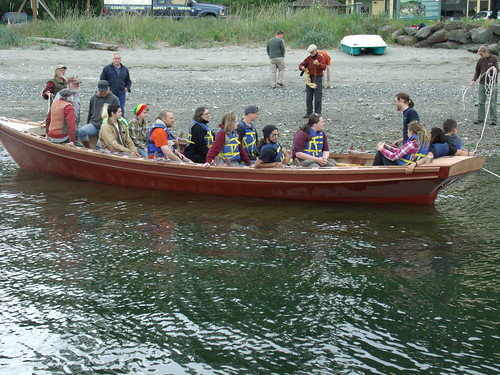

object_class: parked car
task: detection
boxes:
[1,11,29,24]
[470,10,493,20]
[103,0,227,19]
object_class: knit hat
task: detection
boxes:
[97,80,109,92]
[58,88,73,99]
[244,104,260,115]
[262,124,278,140]
[133,104,148,116]
[307,44,318,53]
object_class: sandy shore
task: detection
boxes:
[0,45,497,155]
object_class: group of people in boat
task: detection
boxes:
[43,68,473,172]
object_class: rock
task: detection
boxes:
[433,41,460,49]
[427,29,448,44]
[444,21,466,31]
[490,23,500,36]
[391,29,403,41]
[397,35,415,46]
[415,26,432,40]
[447,29,472,44]
[405,26,418,36]
[373,114,383,120]
[470,27,493,44]
[415,39,431,48]
[430,22,445,32]
[381,25,398,39]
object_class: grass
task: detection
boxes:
[0,4,478,50]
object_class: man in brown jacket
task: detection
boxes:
[99,104,140,156]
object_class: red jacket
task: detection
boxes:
[299,53,326,76]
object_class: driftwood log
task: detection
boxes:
[30,37,118,51]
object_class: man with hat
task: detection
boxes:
[299,44,326,118]
[42,64,67,101]
[237,104,260,161]
[55,76,82,128]
[255,125,291,168]
[77,80,119,148]
[470,45,498,125]
[45,88,76,146]
[128,103,150,158]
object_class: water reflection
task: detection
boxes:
[0,150,498,374]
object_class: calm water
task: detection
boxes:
[0,144,499,375]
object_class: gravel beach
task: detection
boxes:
[0,45,498,156]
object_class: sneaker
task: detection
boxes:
[277,83,285,87]
[474,120,483,124]
[303,114,310,118]
[272,84,276,89]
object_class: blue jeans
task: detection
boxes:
[117,91,126,116]
[137,147,147,158]
[77,123,99,142]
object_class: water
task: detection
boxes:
[1,144,499,375]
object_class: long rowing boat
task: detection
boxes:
[0,117,485,205]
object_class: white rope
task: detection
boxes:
[482,167,500,179]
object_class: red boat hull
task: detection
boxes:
[0,119,485,205]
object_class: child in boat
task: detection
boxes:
[405,127,474,174]
[255,125,291,168]
[373,120,429,166]
[203,112,252,168]
[443,118,463,150]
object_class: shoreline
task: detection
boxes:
[0,45,497,155]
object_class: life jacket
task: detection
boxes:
[398,135,430,165]
[432,143,450,158]
[303,129,325,157]
[47,100,72,139]
[218,129,241,161]
[260,142,284,162]
[147,122,174,158]
[187,121,214,148]
[237,120,258,158]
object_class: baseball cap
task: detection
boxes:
[56,64,67,69]
[244,104,260,115]
[97,80,109,92]
[307,44,318,53]
[477,45,488,54]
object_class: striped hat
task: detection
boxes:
[133,104,148,116]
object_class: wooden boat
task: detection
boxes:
[0,118,485,205]
[340,34,387,56]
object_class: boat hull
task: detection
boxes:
[0,119,485,205]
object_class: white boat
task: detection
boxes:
[340,34,387,55]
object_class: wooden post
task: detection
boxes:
[86,0,91,16]
[31,0,37,22]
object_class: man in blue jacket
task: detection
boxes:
[100,53,132,116]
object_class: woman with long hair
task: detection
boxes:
[203,112,252,168]
[374,120,430,166]
[291,113,336,167]
[255,125,291,168]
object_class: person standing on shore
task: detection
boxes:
[317,50,332,89]
[470,45,498,126]
[42,64,67,101]
[100,53,132,116]
[266,30,286,89]
[299,44,326,118]
[393,92,419,146]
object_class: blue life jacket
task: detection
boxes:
[187,121,214,148]
[147,123,174,158]
[260,142,284,162]
[303,129,325,157]
[237,120,258,158]
[398,134,430,166]
[432,143,450,158]
[218,129,241,161]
